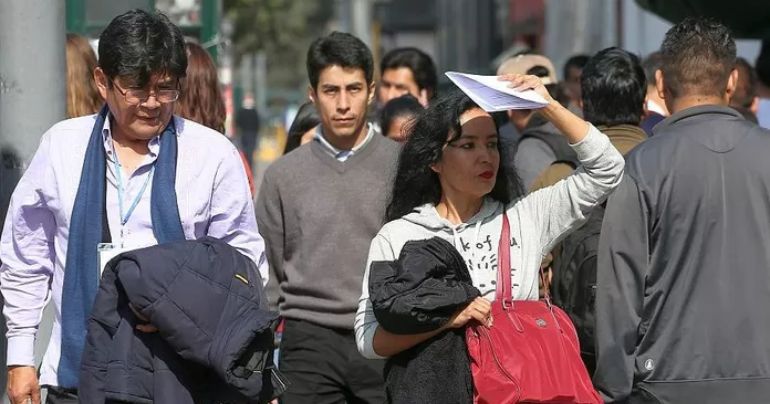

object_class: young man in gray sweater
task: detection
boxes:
[256,32,400,403]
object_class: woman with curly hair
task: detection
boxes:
[354,74,624,394]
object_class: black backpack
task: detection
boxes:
[551,204,604,375]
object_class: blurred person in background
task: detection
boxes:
[379,94,422,143]
[176,41,255,195]
[236,92,261,169]
[595,18,770,403]
[563,54,590,110]
[256,32,400,404]
[730,57,760,123]
[176,42,225,133]
[640,51,669,136]
[497,53,578,191]
[541,47,647,375]
[66,33,102,118]
[378,47,437,107]
[283,101,320,155]
[755,40,770,128]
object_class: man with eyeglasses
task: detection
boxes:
[0,10,267,404]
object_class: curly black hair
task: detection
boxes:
[385,89,523,222]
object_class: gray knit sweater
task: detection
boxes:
[256,133,401,329]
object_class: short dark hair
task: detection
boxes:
[660,17,736,99]
[381,47,438,99]
[563,54,590,80]
[732,57,758,109]
[380,94,423,136]
[642,51,664,88]
[306,32,373,90]
[581,47,646,126]
[386,89,522,221]
[98,9,187,87]
[524,65,568,104]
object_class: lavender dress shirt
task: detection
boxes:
[0,114,268,386]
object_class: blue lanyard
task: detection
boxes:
[112,148,154,227]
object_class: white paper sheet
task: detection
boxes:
[445,71,549,112]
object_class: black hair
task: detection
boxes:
[526,65,569,105]
[381,47,438,100]
[284,101,321,155]
[526,65,551,80]
[642,51,663,87]
[660,17,736,98]
[98,9,187,87]
[563,54,590,80]
[581,47,646,126]
[380,95,423,138]
[306,32,373,90]
[386,89,522,221]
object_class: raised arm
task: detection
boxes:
[501,74,625,253]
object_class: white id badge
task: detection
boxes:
[97,243,130,276]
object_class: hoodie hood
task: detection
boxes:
[401,197,501,233]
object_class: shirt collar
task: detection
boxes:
[314,123,375,160]
[101,113,165,158]
[646,99,668,116]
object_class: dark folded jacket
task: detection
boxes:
[369,237,479,404]
[80,237,287,403]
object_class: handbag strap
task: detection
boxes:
[497,214,513,309]
[496,213,553,310]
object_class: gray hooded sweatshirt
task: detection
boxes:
[354,125,625,359]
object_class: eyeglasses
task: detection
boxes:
[110,79,180,105]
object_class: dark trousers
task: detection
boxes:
[279,319,385,404]
[45,387,78,404]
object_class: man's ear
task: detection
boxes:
[725,68,739,101]
[308,85,317,104]
[94,67,109,101]
[655,68,666,102]
[367,81,376,106]
[418,89,429,107]
[751,96,760,115]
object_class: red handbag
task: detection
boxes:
[465,214,602,403]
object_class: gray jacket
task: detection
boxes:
[594,105,770,403]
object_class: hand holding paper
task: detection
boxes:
[445,71,550,112]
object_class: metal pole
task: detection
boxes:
[351,0,372,48]
[0,0,66,397]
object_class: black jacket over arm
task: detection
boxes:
[80,237,286,403]
[369,237,480,404]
